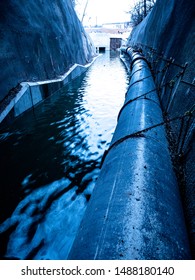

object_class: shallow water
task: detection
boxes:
[0,51,128,259]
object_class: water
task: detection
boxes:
[0,51,128,259]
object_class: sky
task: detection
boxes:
[75,0,138,26]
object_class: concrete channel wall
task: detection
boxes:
[127,0,195,257]
[0,58,96,124]
[68,48,191,260]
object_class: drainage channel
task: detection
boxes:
[0,51,128,260]
[68,47,191,260]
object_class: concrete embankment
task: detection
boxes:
[0,0,95,112]
[127,0,195,257]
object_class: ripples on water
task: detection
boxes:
[0,52,128,259]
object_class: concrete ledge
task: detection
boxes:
[0,57,97,123]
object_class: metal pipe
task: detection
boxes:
[68,48,191,260]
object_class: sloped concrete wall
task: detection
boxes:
[0,0,95,103]
[128,0,195,257]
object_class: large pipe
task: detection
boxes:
[68,48,191,259]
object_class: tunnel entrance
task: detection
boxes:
[98,47,106,53]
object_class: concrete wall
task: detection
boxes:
[128,0,195,257]
[0,0,95,103]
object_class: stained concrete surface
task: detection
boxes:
[0,0,95,103]
[128,0,195,257]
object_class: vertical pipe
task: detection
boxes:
[68,48,191,260]
[144,0,147,17]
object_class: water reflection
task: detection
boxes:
[0,52,128,259]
